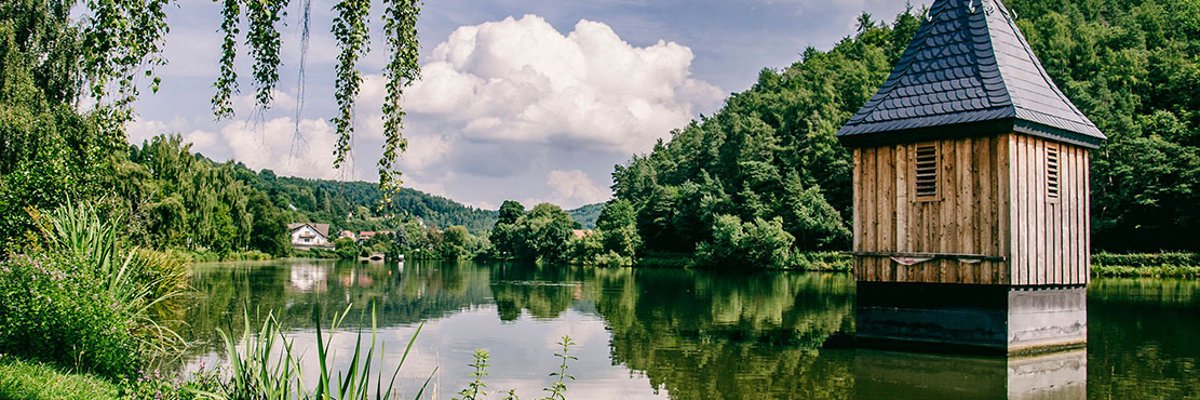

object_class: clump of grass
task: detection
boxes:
[198,305,431,400]
[0,354,121,400]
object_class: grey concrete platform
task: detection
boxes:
[854,283,1087,355]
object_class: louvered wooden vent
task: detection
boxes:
[1047,145,1060,199]
[915,145,938,199]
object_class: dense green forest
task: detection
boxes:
[613,0,1200,260]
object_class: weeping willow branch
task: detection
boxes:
[212,0,240,119]
[289,0,312,163]
[378,0,421,202]
[245,0,286,111]
[331,0,370,170]
[68,0,422,194]
[80,0,171,129]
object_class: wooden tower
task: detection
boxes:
[836,0,1105,354]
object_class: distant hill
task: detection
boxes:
[568,203,604,229]
[259,175,498,234]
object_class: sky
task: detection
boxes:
[126,0,931,210]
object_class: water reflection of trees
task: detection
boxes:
[489,263,580,321]
[182,261,857,400]
[1088,279,1200,399]
[589,268,856,400]
[181,260,495,357]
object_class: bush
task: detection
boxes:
[220,250,273,261]
[1092,265,1200,279]
[696,215,795,269]
[1092,252,1200,268]
[566,234,634,267]
[788,252,853,271]
[120,366,221,400]
[0,254,144,378]
[0,202,189,379]
[334,237,360,260]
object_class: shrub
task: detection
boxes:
[334,237,360,260]
[696,215,795,269]
[789,252,853,272]
[0,202,189,379]
[120,366,221,400]
[0,254,144,378]
[1092,252,1200,268]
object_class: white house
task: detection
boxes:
[288,223,332,249]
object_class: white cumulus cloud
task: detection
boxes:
[403,14,723,154]
[219,117,347,180]
[540,170,610,208]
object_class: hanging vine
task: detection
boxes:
[330,0,371,170]
[245,0,286,111]
[289,0,313,163]
[80,0,171,134]
[66,0,423,191]
[212,0,240,119]
[378,0,421,201]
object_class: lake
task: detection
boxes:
[178,259,1200,399]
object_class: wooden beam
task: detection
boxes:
[851,251,1008,263]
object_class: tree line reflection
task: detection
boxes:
[179,261,1200,400]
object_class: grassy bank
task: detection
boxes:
[0,355,120,400]
[1091,253,1200,278]
[635,251,1197,277]
[185,249,275,262]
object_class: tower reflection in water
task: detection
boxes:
[853,349,1086,400]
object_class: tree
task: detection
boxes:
[596,199,642,260]
[334,237,359,259]
[442,225,472,259]
[497,200,525,225]
[512,203,574,263]
[489,200,527,259]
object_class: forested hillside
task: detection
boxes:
[568,203,604,229]
[614,0,1200,257]
[127,135,498,248]
[3,133,497,255]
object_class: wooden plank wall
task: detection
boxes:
[1007,134,1090,286]
[852,135,1008,284]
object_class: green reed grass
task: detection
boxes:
[199,305,431,400]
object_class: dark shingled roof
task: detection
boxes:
[837,0,1105,148]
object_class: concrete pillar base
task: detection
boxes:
[855,283,1087,355]
[853,349,1087,400]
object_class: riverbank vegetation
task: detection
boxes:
[1091,252,1200,278]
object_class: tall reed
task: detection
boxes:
[37,201,187,362]
[200,305,431,400]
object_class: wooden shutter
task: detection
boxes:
[1047,144,1060,201]
[915,144,938,201]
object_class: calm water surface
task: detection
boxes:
[179,260,1200,399]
